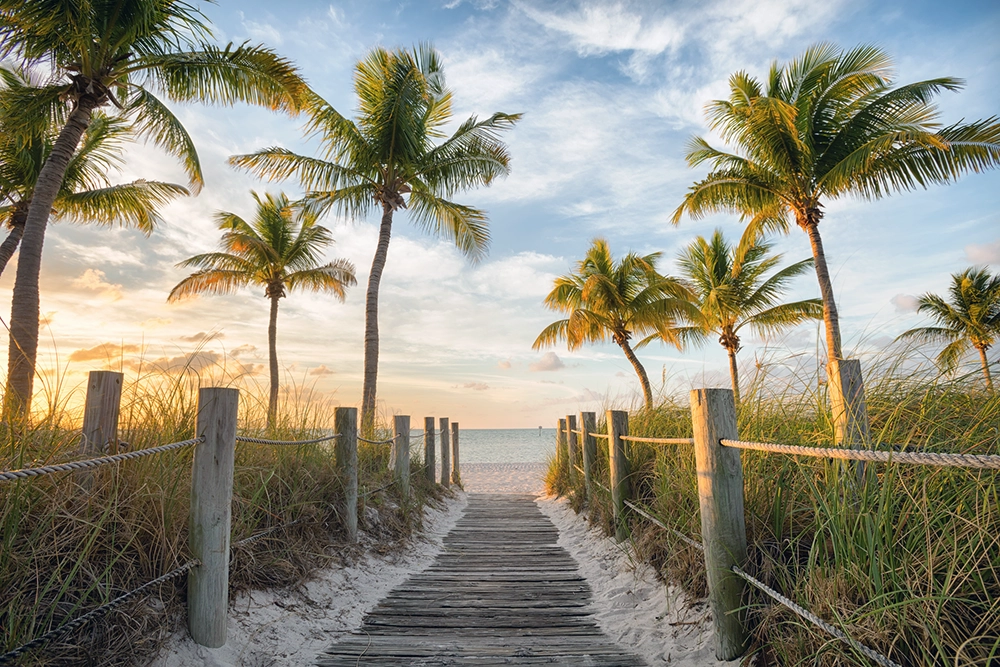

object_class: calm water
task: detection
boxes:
[412,428,557,463]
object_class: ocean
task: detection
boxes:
[411,428,557,464]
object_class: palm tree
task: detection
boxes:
[168,192,356,427]
[0,0,308,418]
[229,44,519,428]
[0,69,187,276]
[533,238,694,409]
[665,229,822,405]
[671,43,1000,367]
[898,267,1000,393]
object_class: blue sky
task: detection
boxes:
[3,0,998,427]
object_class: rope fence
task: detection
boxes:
[236,433,340,446]
[731,566,902,667]
[0,437,204,483]
[720,439,1000,469]
[233,519,303,548]
[620,435,694,445]
[357,435,395,445]
[0,559,201,666]
[623,500,703,552]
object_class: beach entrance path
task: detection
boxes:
[316,493,646,666]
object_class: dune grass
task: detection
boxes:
[0,364,443,666]
[548,348,999,666]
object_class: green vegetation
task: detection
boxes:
[0,0,308,419]
[229,44,520,429]
[899,267,1000,393]
[168,191,356,427]
[0,364,441,666]
[533,238,694,409]
[546,349,1000,666]
[667,229,821,405]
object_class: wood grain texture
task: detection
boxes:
[317,495,646,666]
[335,407,358,543]
[440,417,451,488]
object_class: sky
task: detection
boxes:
[2,0,998,428]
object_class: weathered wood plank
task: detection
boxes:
[316,494,646,666]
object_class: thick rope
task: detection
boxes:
[731,565,902,667]
[587,431,611,440]
[357,436,394,445]
[0,437,204,483]
[233,520,302,548]
[720,439,1000,469]
[236,433,339,446]
[621,436,694,445]
[623,500,704,552]
[0,559,200,665]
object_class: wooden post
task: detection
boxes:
[557,418,567,467]
[566,414,578,483]
[424,417,436,483]
[451,422,461,486]
[827,358,871,481]
[335,407,358,543]
[188,387,239,648]
[81,371,123,454]
[607,410,631,542]
[439,417,450,488]
[580,412,597,500]
[690,388,748,661]
[393,415,410,499]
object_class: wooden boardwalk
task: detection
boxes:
[317,494,646,666]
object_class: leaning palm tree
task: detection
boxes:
[230,44,519,429]
[664,229,821,405]
[0,68,186,276]
[533,238,694,409]
[168,192,356,427]
[898,267,1000,393]
[671,43,1000,367]
[0,0,308,418]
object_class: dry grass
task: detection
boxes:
[548,347,1000,666]
[0,364,443,666]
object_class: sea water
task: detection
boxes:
[410,428,556,463]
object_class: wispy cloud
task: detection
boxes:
[530,351,565,372]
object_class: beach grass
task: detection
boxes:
[0,362,441,666]
[548,347,1000,666]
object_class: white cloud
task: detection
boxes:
[530,351,565,372]
[73,269,123,301]
[240,13,283,45]
[497,359,512,369]
[965,239,1000,265]
[891,294,920,313]
[519,3,683,57]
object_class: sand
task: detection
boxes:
[152,463,730,666]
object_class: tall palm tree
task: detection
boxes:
[898,267,1000,393]
[168,192,356,427]
[665,229,821,405]
[0,0,308,418]
[533,238,694,409]
[0,69,187,276]
[229,44,519,428]
[671,43,1000,366]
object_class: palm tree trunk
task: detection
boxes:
[618,337,653,409]
[727,347,741,407]
[361,202,394,430]
[267,294,280,429]
[976,345,994,394]
[0,215,26,278]
[5,98,98,420]
[802,219,843,361]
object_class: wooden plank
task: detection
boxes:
[316,494,646,666]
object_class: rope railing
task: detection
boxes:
[357,435,395,445]
[0,559,201,665]
[620,435,694,445]
[731,565,901,667]
[720,439,1000,469]
[0,437,204,483]
[587,431,611,440]
[233,519,303,548]
[236,433,340,446]
[623,500,703,552]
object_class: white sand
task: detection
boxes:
[152,464,731,666]
[537,496,732,666]
[149,493,468,667]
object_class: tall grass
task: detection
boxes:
[549,348,1000,666]
[0,363,442,666]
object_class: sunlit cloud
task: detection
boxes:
[965,239,1000,265]
[72,269,124,301]
[530,352,565,372]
